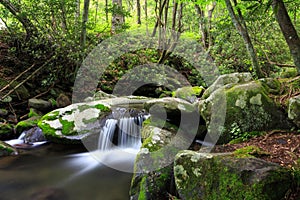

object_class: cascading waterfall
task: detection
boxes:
[98,119,118,150]
[97,113,147,151]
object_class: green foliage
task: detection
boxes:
[230,122,266,142]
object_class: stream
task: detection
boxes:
[0,144,134,200]
[0,111,147,200]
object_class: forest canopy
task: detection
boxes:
[0,0,299,95]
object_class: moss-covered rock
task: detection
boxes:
[15,116,41,135]
[0,141,17,156]
[172,86,205,103]
[0,123,14,140]
[38,101,111,144]
[199,81,293,144]
[288,95,300,128]
[174,151,292,200]
[130,125,179,199]
[202,72,253,99]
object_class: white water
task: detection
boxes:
[5,132,47,148]
[65,114,148,177]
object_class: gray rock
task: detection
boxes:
[28,98,52,111]
[22,126,46,144]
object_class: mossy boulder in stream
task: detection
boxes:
[0,141,17,156]
[199,80,293,144]
[174,151,292,200]
[130,124,179,199]
[38,101,111,144]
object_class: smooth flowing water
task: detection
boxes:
[0,112,147,200]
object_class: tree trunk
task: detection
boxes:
[80,0,90,49]
[111,0,124,34]
[272,0,300,73]
[0,0,38,40]
[225,0,264,78]
[137,0,141,24]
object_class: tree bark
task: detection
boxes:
[137,0,141,24]
[225,0,264,78]
[0,0,38,40]
[272,0,300,73]
[80,0,90,49]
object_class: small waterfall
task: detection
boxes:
[117,116,144,148]
[98,119,118,150]
[97,110,148,151]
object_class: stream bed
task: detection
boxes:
[0,144,133,200]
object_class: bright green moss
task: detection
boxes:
[60,119,75,135]
[233,146,269,158]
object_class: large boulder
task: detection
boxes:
[199,81,293,144]
[130,125,178,200]
[288,95,300,128]
[174,151,292,200]
[38,101,111,144]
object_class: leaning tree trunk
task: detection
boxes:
[272,0,300,74]
[0,0,38,40]
[225,0,264,78]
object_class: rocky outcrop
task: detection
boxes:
[199,80,293,144]
[288,95,300,128]
[174,151,292,200]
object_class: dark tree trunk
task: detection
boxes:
[137,0,141,24]
[0,0,38,40]
[272,0,300,73]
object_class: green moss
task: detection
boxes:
[175,154,290,200]
[37,121,56,136]
[28,108,40,118]
[41,111,60,121]
[233,146,269,158]
[94,104,110,112]
[60,119,75,135]
[15,118,39,134]
[138,177,147,200]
